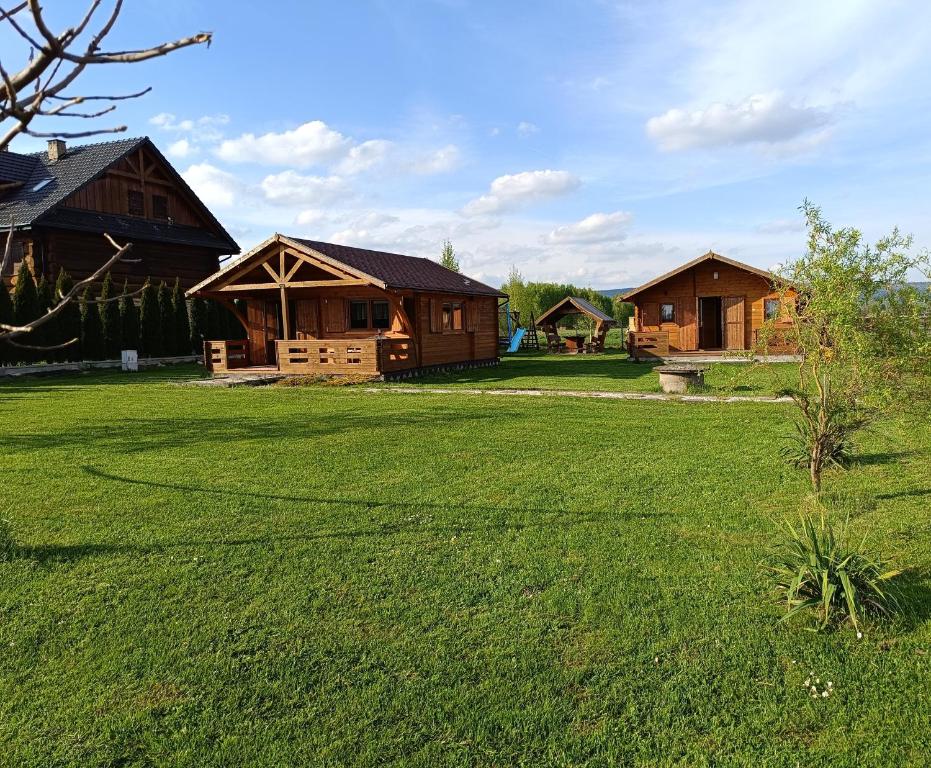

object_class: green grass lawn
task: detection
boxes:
[1,367,929,766]
[384,350,800,396]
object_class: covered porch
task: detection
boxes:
[188,235,420,377]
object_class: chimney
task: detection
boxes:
[47,139,66,162]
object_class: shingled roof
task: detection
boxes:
[0,137,238,252]
[290,238,505,297]
[189,234,506,298]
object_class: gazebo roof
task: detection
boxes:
[535,296,617,327]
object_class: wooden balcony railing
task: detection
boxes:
[277,337,415,375]
[627,331,669,360]
[204,339,250,372]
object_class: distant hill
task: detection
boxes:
[598,288,632,299]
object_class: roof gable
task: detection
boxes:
[620,251,774,301]
[189,234,505,297]
[0,137,238,253]
[536,295,617,326]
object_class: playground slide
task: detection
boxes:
[506,327,526,353]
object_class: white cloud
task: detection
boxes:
[181,163,240,208]
[517,121,539,136]
[166,138,193,159]
[260,170,351,206]
[646,92,833,152]
[754,217,804,235]
[463,170,581,216]
[408,144,460,174]
[334,139,394,175]
[545,211,633,244]
[294,209,329,226]
[217,121,352,167]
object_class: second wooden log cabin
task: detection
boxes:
[621,251,795,359]
[188,234,506,377]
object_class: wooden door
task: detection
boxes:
[677,298,698,351]
[246,300,279,365]
[294,299,319,339]
[723,296,745,350]
[322,297,346,333]
[641,302,660,330]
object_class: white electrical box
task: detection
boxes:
[121,349,138,372]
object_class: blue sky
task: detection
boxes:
[8,1,931,288]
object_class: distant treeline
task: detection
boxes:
[500,268,633,330]
[0,266,243,366]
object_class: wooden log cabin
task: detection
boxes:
[621,251,795,360]
[0,137,239,289]
[188,234,506,378]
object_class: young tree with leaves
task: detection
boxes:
[80,288,104,361]
[98,273,121,358]
[11,265,39,361]
[119,280,140,352]
[440,239,460,272]
[171,279,191,355]
[760,201,931,493]
[139,280,161,357]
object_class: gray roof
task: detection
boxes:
[0,137,238,253]
[536,295,617,326]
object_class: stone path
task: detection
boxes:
[364,386,792,404]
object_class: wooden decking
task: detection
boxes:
[205,337,416,376]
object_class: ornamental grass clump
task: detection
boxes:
[769,509,902,632]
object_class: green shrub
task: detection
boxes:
[99,272,121,358]
[172,279,191,355]
[781,409,857,471]
[158,281,175,356]
[768,510,902,632]
[189,296,207,352]
[54,269,82,362]
[119,280,140,351]
[139,280,160,357]
[80,287,105,361]
[0,279,13,365]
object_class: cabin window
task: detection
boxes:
[660,303,675,323]
[349,300,369,329]
[442,301,464,331]
[152,194,169,220]
[372,300,390,329]
[764,298,781,321]
[127,189,144,216]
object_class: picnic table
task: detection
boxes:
[564,334,586,352]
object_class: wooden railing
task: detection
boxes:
[627,331,669,360]
[204,339,250,372]
[378,337,416,372]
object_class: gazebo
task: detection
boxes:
[535,296,617,353]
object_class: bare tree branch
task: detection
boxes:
[0,1,211,151]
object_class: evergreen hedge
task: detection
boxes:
[1,269,242,366]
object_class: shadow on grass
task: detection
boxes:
[0,408,503,454]
[876,487,931,501]
[15,468,670,564]
[851,451,915,467]
[893,568,931,633]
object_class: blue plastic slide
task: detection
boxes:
[506,327,526,353]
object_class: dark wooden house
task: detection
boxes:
[621,251,794,359]
[0,137,239,288]
[188,234,505,377]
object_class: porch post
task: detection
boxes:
[280,285,290,340]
